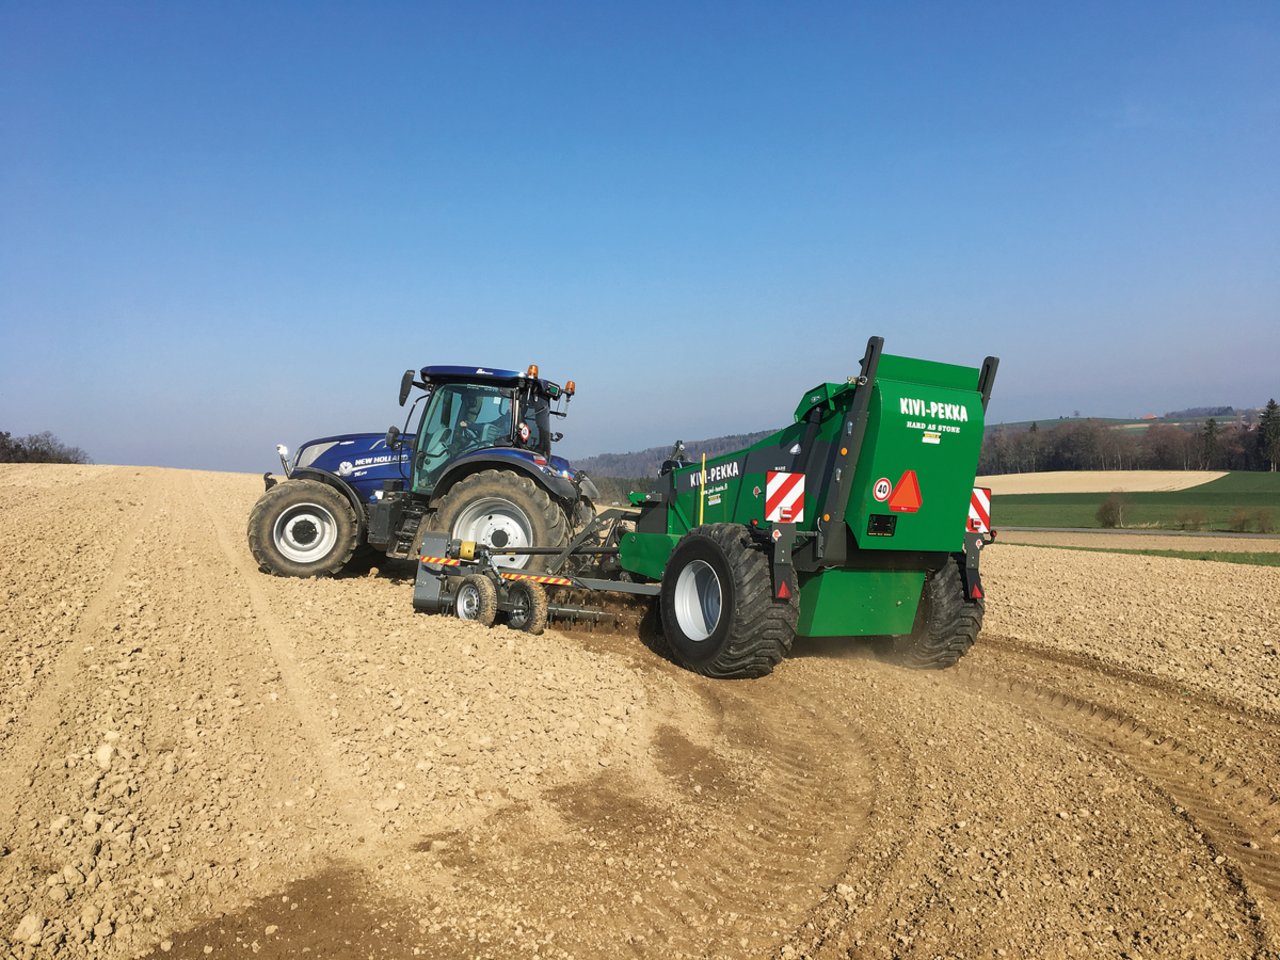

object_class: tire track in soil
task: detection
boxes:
[189,474,384,848]
[0,473,162,838]
[955,651,1280,931]
[399,656,877,959]
[982,634,1280,726]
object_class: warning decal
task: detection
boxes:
[766,471,805,523]
[888,470,922,513]
[967,487,992,533]
[872,477,892,502]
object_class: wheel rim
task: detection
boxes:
[451,497,535,569]
[508,587,531,629]
[272,502,339,564]
[456,582,481,620]
[673,559,722,642]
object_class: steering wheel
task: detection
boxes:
[453,422,480,447]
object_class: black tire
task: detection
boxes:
[455,574,498,626]
[247,479,360,578]
[572,496,597,533]
[896,557,983,669]
[659,524,796,679]
[505,581,548,634]
[427,469,570,572]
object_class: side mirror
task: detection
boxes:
[399,369,415,407]
[385,425,401,448]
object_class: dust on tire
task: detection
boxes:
[895,556,983,668]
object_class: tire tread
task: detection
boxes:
[898,558,983,669]
[663,524,797,679]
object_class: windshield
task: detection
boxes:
[412,383,513,493]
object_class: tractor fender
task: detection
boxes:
[432,454,578,507]
[578,474,601,501]
[287,467,369,535]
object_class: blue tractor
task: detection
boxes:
[247,364,599,577]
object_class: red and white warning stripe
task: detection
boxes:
[967,487,992,533]
[766,471,805,523]
[499,571,574,586]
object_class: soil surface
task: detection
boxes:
[976,470,1226,494]
[3,465,1278,959]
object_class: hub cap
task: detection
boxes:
[451,497,534,569]
[456,582,483,620]
[273,502,338,564]
[507,588,531,629]
[673,559,722,642]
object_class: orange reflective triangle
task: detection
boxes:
[888,470,922,513]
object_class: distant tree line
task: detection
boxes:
[0,430,91,464]
[980,400,1280,474]
[575,430,775,480]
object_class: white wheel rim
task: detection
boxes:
[452,497,534,569]
[456,583,482,620]
[674,559,722,642]
[273,502,339,564]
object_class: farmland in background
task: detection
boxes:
[992,471,1280,531]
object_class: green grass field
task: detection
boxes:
[992,471,1280,531]
[998,543,1280,567]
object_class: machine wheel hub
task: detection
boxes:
[673,559,722,642]
[272,503,339,563]
[451,497,535,569]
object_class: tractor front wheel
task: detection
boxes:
[895,557,983,668]
[659,524,796,679]
[247,479,360,578]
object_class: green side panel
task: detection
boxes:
[796,568,924,637]
[846,360,985,553]
[664,419,826,536]
[876,354,979,392]
[618,532,681,581]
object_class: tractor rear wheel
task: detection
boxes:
[659,524,796,679]
[428,470,570,572]
[896,557,983,668]
[247,479,360,578]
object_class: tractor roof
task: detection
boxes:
[420,365,524,383]
[418,365,567,397]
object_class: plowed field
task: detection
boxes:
[3,465,1278,959]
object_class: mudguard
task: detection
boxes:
[288,467,368,534]
[433,449,579,505]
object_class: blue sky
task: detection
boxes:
[2,2,1277,471]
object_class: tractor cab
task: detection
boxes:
[396,364,576,498]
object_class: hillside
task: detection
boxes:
[575,429,777,481]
